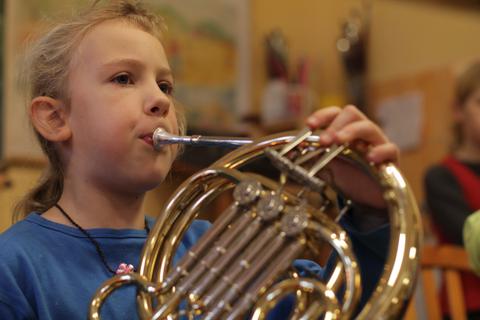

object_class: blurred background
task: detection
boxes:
[2,0,480,317]
[0,0,479,241]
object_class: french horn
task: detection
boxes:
[89,127,422,319]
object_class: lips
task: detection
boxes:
[140,133,154,146]
[140,127,170,149]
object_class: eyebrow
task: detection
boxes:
[101,58,172,77]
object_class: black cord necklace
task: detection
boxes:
[54,203,150,275]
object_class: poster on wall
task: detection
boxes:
[4,0,249,158]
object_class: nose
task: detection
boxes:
[144,84,171,117]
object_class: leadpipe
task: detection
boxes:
[153,128,253,150]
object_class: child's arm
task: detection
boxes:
[464,210,480,275]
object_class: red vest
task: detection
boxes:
[439,155,480,313]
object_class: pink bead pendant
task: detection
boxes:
[116,263,135,275]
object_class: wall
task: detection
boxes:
[0,166,42,231]
[368,0,480,83]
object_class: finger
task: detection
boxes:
[306,106,342,129]
[324,105,367,133]
[318,105,369,144]
[367,142,400,165]
[333,120,388,146]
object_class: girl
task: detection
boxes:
[424,61,480,318]
[0,1,398,319]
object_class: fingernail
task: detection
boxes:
[306,117,316,126]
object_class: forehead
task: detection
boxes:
[71,20,168,71]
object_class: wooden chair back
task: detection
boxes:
[404,245,472,320]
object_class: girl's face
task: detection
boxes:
[65,20,179,194]
[459,87,480,147]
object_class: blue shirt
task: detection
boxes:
[0,213,389,319]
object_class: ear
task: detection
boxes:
[29,96,71,142]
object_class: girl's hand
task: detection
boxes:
[305,105,400,210]
[306,105,399,165]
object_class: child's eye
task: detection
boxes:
[112,73,133,85]
[158,81,174,95]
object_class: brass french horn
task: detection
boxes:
[89,128,422,319]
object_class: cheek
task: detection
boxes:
[169,107,180,135]
[463,111,480,142]
[473,118,480,136]
[461,100,480,123]
[71,108,131,157]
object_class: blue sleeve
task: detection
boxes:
[0,301,30,320]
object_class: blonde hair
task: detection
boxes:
[452,61,480,150]
[14,0,186,221]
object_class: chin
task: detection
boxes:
[139,172,168,191]
[129,162,172,191]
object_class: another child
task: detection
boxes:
[0,1,398,319]
[424,61,480,318]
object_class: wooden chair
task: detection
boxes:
[405,244,472,320]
